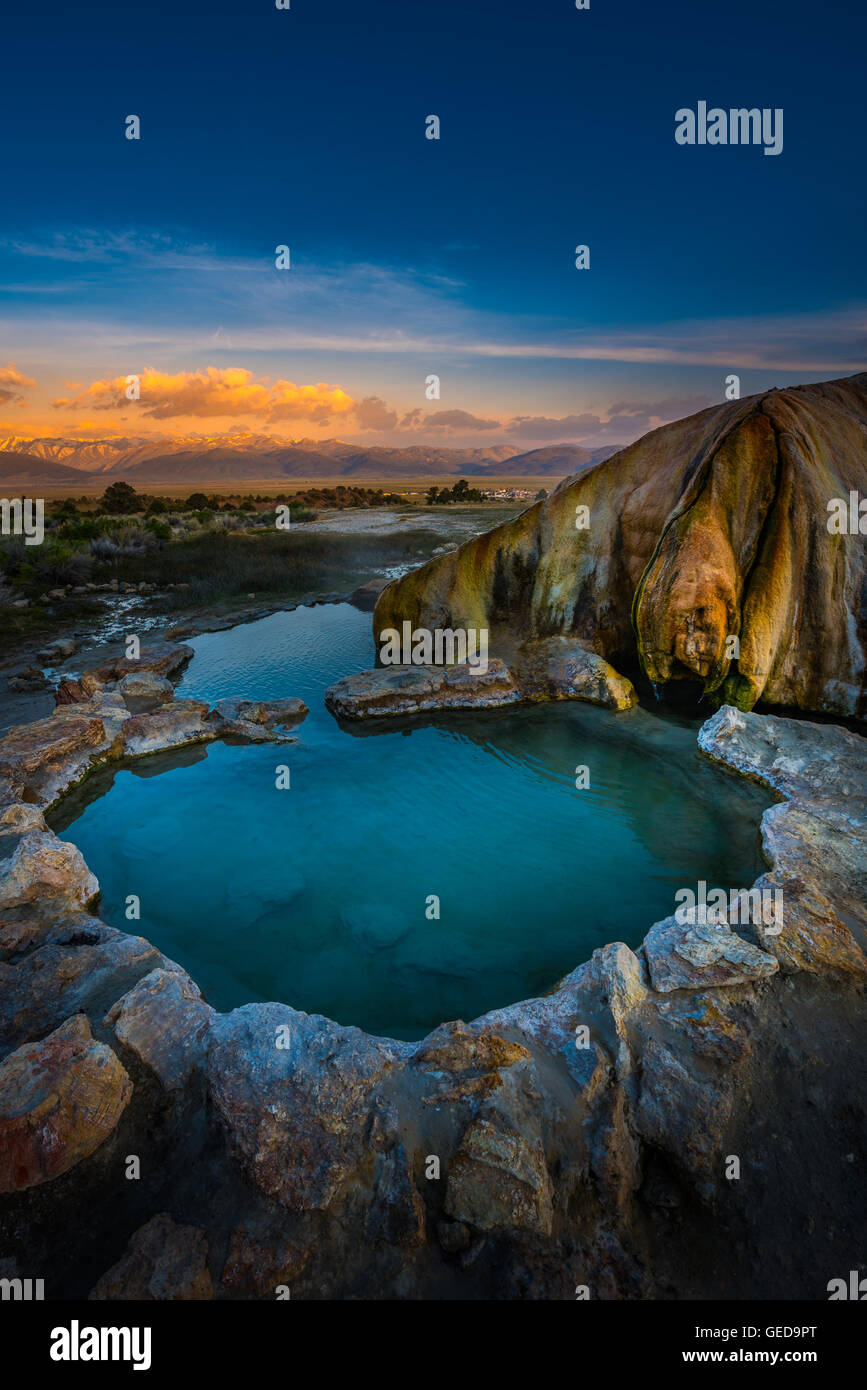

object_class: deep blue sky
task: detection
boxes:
[1,0,865,446]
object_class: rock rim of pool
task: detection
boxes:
[323,639,638,717]
[0,641,865,1297]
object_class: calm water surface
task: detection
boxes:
[54,603,770,1038]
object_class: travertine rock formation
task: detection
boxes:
[375,374,867,718]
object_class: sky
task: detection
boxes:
[1,0,865,450]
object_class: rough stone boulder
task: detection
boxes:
[0,920,164,1056]
[208,696,308,741]
[92,642,194,686]
[0,709,120,804]
[207,1003,411,1211]
[122,700,215,756]
[0,802,45,833]
[444,1109,554,1235]
[0,825,98,920]
[633,1037,734,1183]
[413,1020,531,1074]
[105,967,214,1090]
[699,706,867,975]
[365,1143,426,1248]
[55,672,103,705]
[412,1020,533,1107]
[698,703,867,800]
[90,1214,213,1300]
[515,636,637,709]
[211,696,307,727]
[643,914,779,992]
[325,660,521,718]
[0,1015,131,1192]
[221,1215,312,1296]
[757,798,867,972]
[374,374,867,719]
[118,670,175,711]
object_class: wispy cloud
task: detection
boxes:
[5,230,260,273]
[3,227,864,372]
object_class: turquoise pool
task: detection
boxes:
[53,602,770,1038]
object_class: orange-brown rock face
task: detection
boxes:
[374,374,867,718]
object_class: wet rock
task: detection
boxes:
[0,1015,131,1192]
[208,696,308,742]
[105,967,215,1090]
[444,1109,553,1235]
[701,711,867,975]
[210,696,308,729]
[644,914,779,992]
[761,798,867,925]
[123,700,215,756]
[207,1003,411,1211]
[54,678,87,705]
[90,1214,213,1300]
[516,636,637,710]
[325,660,520,718]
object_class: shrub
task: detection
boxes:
[0,534,28,581]
[27,540,93,589]
[90,527,153,561]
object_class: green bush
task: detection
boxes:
[24,539,93,589]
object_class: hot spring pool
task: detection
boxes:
[52,603,771,1039]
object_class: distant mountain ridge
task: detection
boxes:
[0,450,93,484]
[0,433,620,483]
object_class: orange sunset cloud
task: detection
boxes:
[0,361,37,405]
[52,367,357,423]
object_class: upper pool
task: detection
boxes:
[52,602,770,1039]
